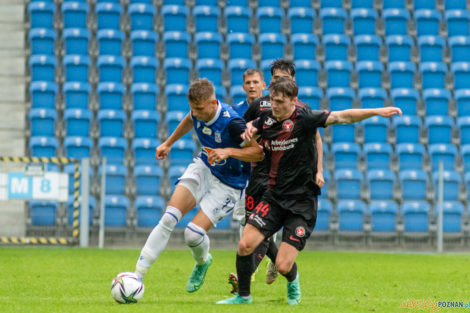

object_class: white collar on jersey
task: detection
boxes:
[205,100,222,126]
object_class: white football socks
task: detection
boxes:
[184,222,210,265]
[135,206,182,278]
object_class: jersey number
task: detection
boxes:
[254,201,270,217]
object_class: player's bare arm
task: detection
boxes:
[325,107,402,126]
[208,137,264,164]
[155,113,194,160]
[315,130,324,188]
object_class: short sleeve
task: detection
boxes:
[304,109,330,129]
[228,118,247,147]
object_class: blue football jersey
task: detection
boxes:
[192,101,250,189]
[232,99,249,118]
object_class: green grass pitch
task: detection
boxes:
[1,247,469,313]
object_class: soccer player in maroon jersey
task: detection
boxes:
[217,77,402,305]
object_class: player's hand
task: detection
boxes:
[316,171,325,188]
[376,107,402,117]
[208,148,230,165]
[155,142,171,160]
[241,122,258,141]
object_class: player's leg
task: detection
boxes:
[265,238,279,284]
[276,242,301,305]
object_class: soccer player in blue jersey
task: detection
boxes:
[133,78,264,295]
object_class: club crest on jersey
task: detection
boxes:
[201,146,227,166]
[283,120,294,132]
[214,131,222,143]
[202,126,212,135]
[295,226,306,237]
[265,117,275,126]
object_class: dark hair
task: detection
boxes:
[243,68,264,82]
[187,78,215,104]
[270,59,296,77]
[269,76,298,99]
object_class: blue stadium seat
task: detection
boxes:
[30,81,57,109]
[97,109,126,138]
[435,201,465,233]
[28,108,56,137]
[320,8,347,35]
[63,55,90,82]
[414,0,435,9]
[425,116,453,144]
[362,116,389,143]
[370,200,398,232]
[133,166,163,196]
[327,87,354,111]
[64,163,93,195]
[331,123,355,143]
[358,88,386,109]
[402,201,430,233]
[132,138,160,166]
[62,28,89,56]
[215,85,227,100]
[315,199,333,231]
[390,88,419,116]
[63,108,92,137]
[261,59,274,83]
[367,169,395,200]
[418,36,445,62]
[168,165,185,192]
[336,169,363,200]
[95,2,122,30]
[169,139,196,166]
[451,62,470,90]
[449,36,470,63]
[383,0,405,9]
[28,2,55,29]
[351,8,378,36]
[131,83,158,111]
[446,10,470,37]
[354,35,381,61]
[389,62,415,89]
[295,60,320,88]
[61,2,89,29]
[458,117,470,145]
[386,35,413,62]
[288,7,315,34]
[165,84,189,112]
[29,28,56,55]
[364,143,392,169]
[289,0,311,7]
[230,85,245,105]
[456,89,470,117]
[30,201,58,226]
[177,207,198,228]
[164,58,191,85]
[193,5,220,33]
[195,0,218,5]
[163,31,190,59]
[97,29,124,56]
[423,88,450,116]
[98,137,127,164]
[66,196,95,226]
[399,170,428,200]
[228,59,256,86]
[351,0,373,8]
[337,200,367,231]
[131,30,157,57]
[226,33,254,59]
[128,3,155,31]
[259,33,286,61]
[195,32,222,59]
[135,196,164,227]
[196,59,224,86]
[97,82,125,110]
[29,136,58,157]
[383,9,409,36]
[429,143,458,171]
[432,171,461,201]
[419,62,447,90]
[465,172,470,197]
[62,82,90,110]
[320,170,330,199]
[323,34,350,61]
[104,195,129,227]
[257,7,284,34]
[356,61,384,89]
[298,87,323,110]
[332,143,361,169]
[131,56,158,83]
[63,136,92,159]
[29,55,57,82]
[162,5,188,32]
[291,34,318,61]
[225,6,251,34]
[97,55,125,83]
[396,143,425,170]
[131,110,160,139]
[325,61,352,88]
[415,9,441,37]
[444,0,466,10]
[394,116,421,144]
[320,0,342,8]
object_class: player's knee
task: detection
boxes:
[159,206,182,231]
[237,238,255,256]
[184,222,206,247]
[276,259,293,275]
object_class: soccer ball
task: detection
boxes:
[110,272,145,304]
